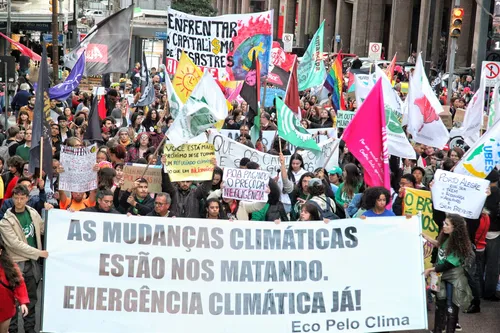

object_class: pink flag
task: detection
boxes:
[343,79,391,192]
[0,32,42,62]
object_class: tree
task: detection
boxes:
[171,0,217,16]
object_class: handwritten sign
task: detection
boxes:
[403,188,438,269]
[336,110,355,128]
[222,167,270,202]
[123,164,162,193]
[163,143,215,182]
[431,169,489,219]
[58,144,97,192]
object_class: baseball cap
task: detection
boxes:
[328,167,342,176]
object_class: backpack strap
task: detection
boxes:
[0,279,14,292]
[317,196,335,214]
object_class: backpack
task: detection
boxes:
[309,197,340,220]
[0,140,16,169]
[265,202,288,222]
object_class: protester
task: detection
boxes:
[0,185,48,333]
[424,214,474,333]
[0,234,29,333]
[360,187,395,218]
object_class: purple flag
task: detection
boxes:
[49,52,85,101]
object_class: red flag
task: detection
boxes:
[284,56,302,118]
[386,53,397,83]
[98,96,107,120]
[0,32,42,61]
[343,79,391,193]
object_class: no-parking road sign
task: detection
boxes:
[482,61,500,87]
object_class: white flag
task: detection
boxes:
[450,74,485,140]
[375,66,416,159]
[407,54,449,148]
[488,81,500,130]
[354,73,377,107]
[165,74,184,119]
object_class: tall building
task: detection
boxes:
[212,0,493,70]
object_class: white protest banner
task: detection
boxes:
[222,167,270,202]
[123,163,163,193]
[336,111,355,129]
[43,211,427,333]
[165,8,273,81]
[431,169,490,219]
[220,128,336,152]
[208,130,339,176]
[58,144,98,192]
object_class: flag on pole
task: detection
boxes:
[407,53,449,148]
[0,32,41,61]
[354,73,377,107]
[64,6,134,75]
[374,66,415,159]
[240,50,261,142]
[165,74,184,119]
[167,70,228,147]
[386,53,397,83]
[97,95,107,120]
[454,120,500,178]
[325,53,345,110]
[28,43,52,183]
[343,79,391,191]
[451,74,485,140]
[135,52,155,107]
[488,81,500,129]
[49,52,85,101]
[284,56,301,117]
[84,96,103,142]
[297,21,326,91]
[173,51,203,103]
[276,98,320,151]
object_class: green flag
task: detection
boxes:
[276,98,321,152]
[297,21,326,91]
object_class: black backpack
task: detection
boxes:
[309,197,341,220]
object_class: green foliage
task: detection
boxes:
[171,0,217,16]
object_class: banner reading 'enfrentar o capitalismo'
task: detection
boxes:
[42,210,428,333]
[165,8,273,81]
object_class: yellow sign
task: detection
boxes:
[173,51,203,103]
[403,188,439,268]
[163,143,215,182]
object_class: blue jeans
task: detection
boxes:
[446,282,453,308]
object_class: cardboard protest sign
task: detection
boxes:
[123,163,162,193]
[403,188,438,269]
[163,143,215,182]
[43,211,428,333]
[58,144,98,192]
[431,169,489,219]
[336,110,355,129]
[222,167,269,202]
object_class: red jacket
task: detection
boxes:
[0,265,29,322]
[475,213,490,251]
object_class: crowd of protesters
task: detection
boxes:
[0,49,497,333]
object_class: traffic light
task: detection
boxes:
[449,7,464,38]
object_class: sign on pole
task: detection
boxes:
[282,33,293,52]
[368,42,382,60]
[482,61,500,87]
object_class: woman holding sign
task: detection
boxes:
[423,214,473,333]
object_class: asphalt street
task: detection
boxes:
[7,285,500,333]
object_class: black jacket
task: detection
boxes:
[81,205,120,214]
[118,190,155,216]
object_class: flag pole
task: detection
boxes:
[39,139,44,181]
[322,134,343,169]
[140,135,167,179]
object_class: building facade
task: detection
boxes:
[212,0,492,70]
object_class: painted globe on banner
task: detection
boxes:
[231,34,272,81]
